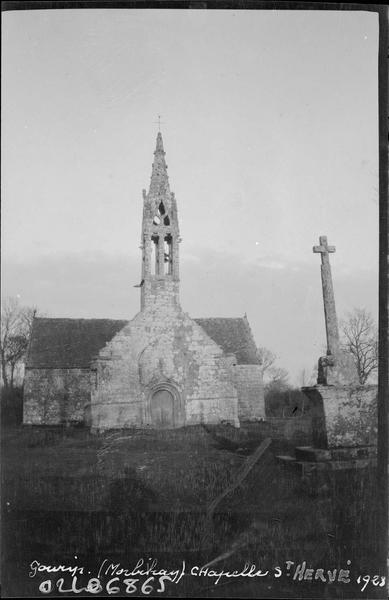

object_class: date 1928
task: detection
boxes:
[356,574,386,592]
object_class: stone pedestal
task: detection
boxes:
[302,384,378,449]
[317,350,360,386]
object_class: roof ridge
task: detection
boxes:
[194,317,245,321]
[33,317,129,322]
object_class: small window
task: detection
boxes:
[158,201,166,215]
[164,215,170,226]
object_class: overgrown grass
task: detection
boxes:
[1,422,383,598]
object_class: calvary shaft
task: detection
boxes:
[320,254,340,356]
[313,235,340,357]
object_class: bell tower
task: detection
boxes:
[140,132,180,310]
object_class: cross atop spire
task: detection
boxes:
[154,114,164,132]
[149,131,170,197]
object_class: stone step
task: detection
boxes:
[329,447,359,460]
[295,446,332,462]
[277,455,377,474]
[297,457,377,472]
[330,446,376,460]
[326,457,377,470]
[294,445,377,462]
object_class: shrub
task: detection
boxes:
[265,388,312,417]
[1,385,23,425]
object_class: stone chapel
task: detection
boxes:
[23,133,265,429]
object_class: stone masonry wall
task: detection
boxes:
[302,384,378,448]
[91,305,240,429]
[23,368,91,425]
[233,365,265,421]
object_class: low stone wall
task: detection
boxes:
[302,384,378,448]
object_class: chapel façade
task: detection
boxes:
[23,132,265,429]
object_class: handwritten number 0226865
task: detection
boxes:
[39,575,174,595]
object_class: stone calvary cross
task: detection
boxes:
[313,235,340,358]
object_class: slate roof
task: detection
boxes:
[194,318,259,365]
[26,316,259,369]
[26,318,128,369]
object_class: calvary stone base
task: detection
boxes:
[302,383,378,449]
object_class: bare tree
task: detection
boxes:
[1,297,37,389]
[256,346,276,379]
[340,308,378,385]
[266,366,290,391]
[257,346,290,392]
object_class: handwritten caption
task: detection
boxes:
[29,558,387,595]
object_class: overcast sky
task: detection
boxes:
[2,8,379,384]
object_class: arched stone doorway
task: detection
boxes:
[148,384,183,428]
[151,389,175,428]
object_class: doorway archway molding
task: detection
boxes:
[145,381,184,428]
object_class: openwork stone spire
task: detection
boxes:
[139,132,180,311]
[149,132,171,198]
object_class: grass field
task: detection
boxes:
[1,422,384,598]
